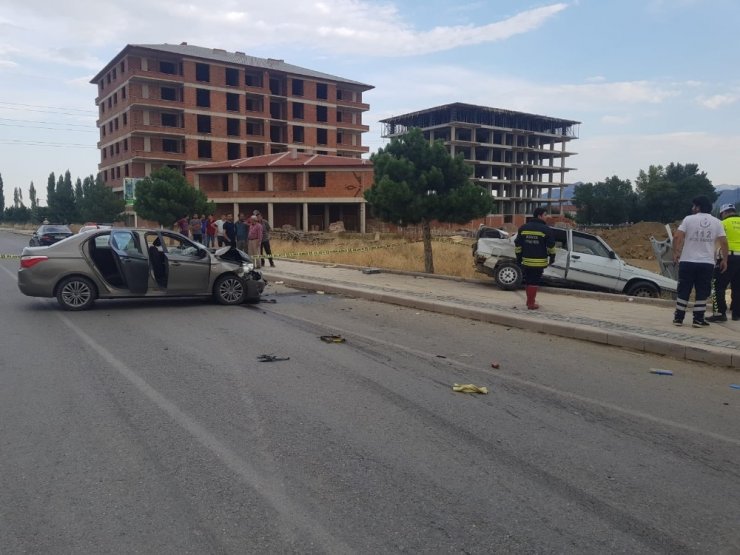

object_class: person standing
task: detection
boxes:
[223,213,236,248]
[215,214,225,247]
[514,207,556,310]
[190,213,203,244]
[175,216,189,237]
[672,195,728,327]
[707,203,740,322]
[254,210,275,267]
[235,213,248,251]
[247,215,264,268]
[205,214,217,249]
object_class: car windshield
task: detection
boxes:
[40,225,71,234]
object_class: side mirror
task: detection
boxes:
[609,251,617,259]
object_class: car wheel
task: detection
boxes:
[56,276,97,310]
[626,280,660,298]
[213,274,246,305]
[494,261,523,290]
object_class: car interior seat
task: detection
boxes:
[148,245,167,287]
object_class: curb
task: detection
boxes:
[269,274,740,369]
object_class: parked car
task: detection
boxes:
[473,225,677,298]
[18,228,266,310]
[29,224,74,246]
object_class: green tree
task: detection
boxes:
[13,187,24,208]
[365,128,493,273]
[74,177,84,209]
[56,170,77,223]
[46,172,56,218]
[29,182,37,210]
[572,183,595,224]
[635,163,715,222]
[0,173,4,221]
[78,175,125,223]
[4,205,30,223]
[133,167,213,227]
[573,176,636,225]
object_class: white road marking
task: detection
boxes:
[58,313,355,554]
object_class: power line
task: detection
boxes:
[0,139,97,148]
[0,101,96,114]
[0,106,97,119]
[0,122,97,133]
[0,117,94,128]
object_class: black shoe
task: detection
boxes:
[692,320,710,328]
[706,314,727,322]
[672,318,683,326]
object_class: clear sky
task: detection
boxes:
[1,0,739,207]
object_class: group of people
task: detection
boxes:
[673,197,740,325]
[174,211,275,268]
[513,197,740,327]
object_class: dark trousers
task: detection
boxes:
[674,261,714,321]
[260,240,274,266]
[522,266,544,286]
[712,255,740,317]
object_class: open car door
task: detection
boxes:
[159,232,211,293]
[109,230,150,294]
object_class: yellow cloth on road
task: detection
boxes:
[452,383,489,394]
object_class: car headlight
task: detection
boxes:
[239,262,254,276]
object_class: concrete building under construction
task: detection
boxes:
[380,103,579,227]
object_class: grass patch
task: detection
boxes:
[269,236,479,279]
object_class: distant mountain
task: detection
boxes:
[544,182,580,200]
[714,187,740,210]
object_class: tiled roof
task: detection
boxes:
[92,43,373,89]
[187,152,373,171]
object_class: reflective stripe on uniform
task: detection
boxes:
[521,257,548,267]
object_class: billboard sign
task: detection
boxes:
[123,177,142,206]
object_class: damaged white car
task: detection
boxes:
[473,225,677,298]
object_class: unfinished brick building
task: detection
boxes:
[380,103,579,228]
[90,43,373,217]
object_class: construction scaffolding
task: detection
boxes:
[380,103,580,225]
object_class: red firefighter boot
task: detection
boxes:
[526,285,539,310]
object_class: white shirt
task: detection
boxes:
[215,219,224,235]
[677,212,725,264]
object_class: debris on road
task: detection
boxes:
[730,384,740,390]
[491,362,500,369]
[257,354,290,362]
[320,334,346,343]
[452,383,489,394]
[362,268,381,274]
[649,369,674,376]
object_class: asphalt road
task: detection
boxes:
[1,230,739,554]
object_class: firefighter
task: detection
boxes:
[515,207,556,310]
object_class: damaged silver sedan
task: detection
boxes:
[18,228,266,310]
